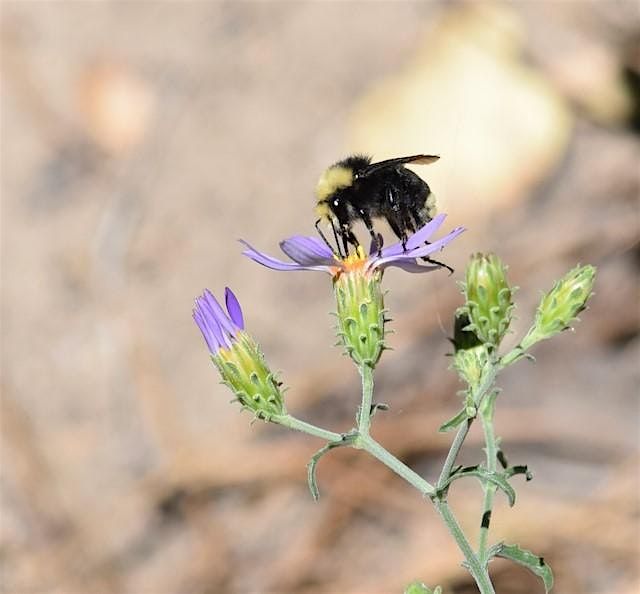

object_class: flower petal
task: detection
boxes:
[203,289,237,343]
[279,235,335,267]
[224,287,244,330]
[407,226,466,258]
[240,239,303,271]
[404,213,448,250]
[194,294,228,352]
[378,214,448,257]
[372,226,465,270]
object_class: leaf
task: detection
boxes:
[306,436,354,501]
[438,407,471,432]
[442,466,516,506]
[486,543,554,592]
[505,464,533,482]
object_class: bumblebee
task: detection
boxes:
[314,154,440,258]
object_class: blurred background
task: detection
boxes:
[1,2,639,593]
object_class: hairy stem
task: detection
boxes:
[434,500,496,594]
[357,363,375,436]
[359,433,494,593]
[358,434,434,495]
[478,397,498,563]
[274,414,344,442]
[437,418,473,488]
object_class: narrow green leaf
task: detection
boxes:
[487,542,554,592]
[306,437,353,501]
[438,407,470,432]
[442,466,516,506]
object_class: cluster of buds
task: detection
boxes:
[454,254,596,385]
[452,253,513,391]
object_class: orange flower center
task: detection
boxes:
[330,245,368,277]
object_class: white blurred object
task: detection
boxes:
[78,60,155,156]
[349,4,573,221]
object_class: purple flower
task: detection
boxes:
[240,214,465,275]
[193,287,245,354]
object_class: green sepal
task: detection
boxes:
[485,543,553,592]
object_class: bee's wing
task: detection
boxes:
[363,154,440,176]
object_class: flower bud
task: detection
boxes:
[453,342,491,389]
[459,253,514,348]
[334,247,387,367]
[525,264,596,345]
[451,312,490,388]
[194,288,286,421]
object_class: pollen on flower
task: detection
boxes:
[332,244,368,275]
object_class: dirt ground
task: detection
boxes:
[1,2,639,594]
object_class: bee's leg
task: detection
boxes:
[386,217,409,252]
[360,211,381,255]
[424,256,454,275]
[408,206,453,274]
[344,228,360,253]
[340,232,350,258]
[336,223,359,257]
[327,218,346,258]
[402,213,417,238]
[409,204,429,230]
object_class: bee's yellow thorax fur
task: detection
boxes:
[314,166,353,218]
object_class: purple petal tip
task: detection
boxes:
[224,287,244,330]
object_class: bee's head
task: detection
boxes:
[314,155,371,221]
[314,165,353,221]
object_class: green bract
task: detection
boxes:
[334,256,387,368]
[453,343,491,389]
[213,332,286,420]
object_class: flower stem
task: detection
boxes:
[358,434,434,495]
[274,414,343,442]
[359,434,493,593]
[357,363,375,436]
[433,499,496,594]
[478,396,498,564]
[437,418,472,488]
